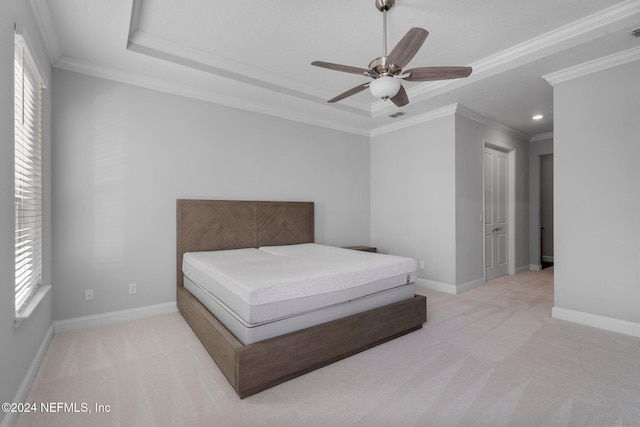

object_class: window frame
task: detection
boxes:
[14,31,45,318]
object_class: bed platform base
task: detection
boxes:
[176,199,426,398]
[178,286,426,398]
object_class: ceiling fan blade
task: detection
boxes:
[390,85,409,107]
[328,83,369,103]
[311,61,369,76]
[386,28,429,69]
[404,66,472,81]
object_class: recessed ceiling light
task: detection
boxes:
[532,114,544,120]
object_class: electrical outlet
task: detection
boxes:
[419,261,425,269]
[128,283,137,295]
[85,289,94,301]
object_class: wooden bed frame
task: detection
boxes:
[176,199,426,398]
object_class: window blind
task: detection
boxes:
[14,33,44,314]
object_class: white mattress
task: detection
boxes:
[182,243,417,324]
[184,276,416,345]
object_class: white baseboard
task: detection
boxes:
[53,302,178,333]
[516,265,531,274]
[529,264,542,271]
[542,255,555,263]
[552,306,640,338]
[416,278,457,294]
[415,277,484,295]
[456,278,485,294]
[1,323,54,427]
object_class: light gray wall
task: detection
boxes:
[0,2,53,424]
[370,115,457,286]
[52,69,371,321]
[455,113,530,284]
[529,136,554,268]
[371,108,529,293]
[554,59,640,323]
[453,114,485,287]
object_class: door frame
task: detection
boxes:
[483,139,516,278]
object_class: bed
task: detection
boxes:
[176,199,427,398]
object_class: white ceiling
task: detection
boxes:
[31,0,640,138]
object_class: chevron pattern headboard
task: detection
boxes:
[176,200,314,287]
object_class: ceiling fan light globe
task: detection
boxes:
[369,76,401,100]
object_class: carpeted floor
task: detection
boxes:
[16,268,640,426]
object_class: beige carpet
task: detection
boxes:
[16,268,640,426]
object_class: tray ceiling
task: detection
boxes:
[31,0,640,137]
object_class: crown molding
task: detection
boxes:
[530,132,554,142]
[370,104,458,137]
[127,31,314,101]
[127,30,370,119]
[54,57,370,137]
[28,0,62,63]
[470,0,640,74]
[543,45,640,85]
[126,0,372,118]
[370,103,530,140]
[455,105,531,141]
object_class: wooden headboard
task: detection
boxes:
[176,200,314,287]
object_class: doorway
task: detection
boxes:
[540,154,554,269]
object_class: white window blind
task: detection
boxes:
[14,33,44,314]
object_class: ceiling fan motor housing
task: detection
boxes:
[368,56,401,78]
[376,0,395,12]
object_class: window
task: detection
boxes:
[14,33,44,315]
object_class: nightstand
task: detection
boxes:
[344,246,377,253]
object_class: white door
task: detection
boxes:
[484,147,509,280]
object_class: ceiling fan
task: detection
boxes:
[311,0,472,107]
